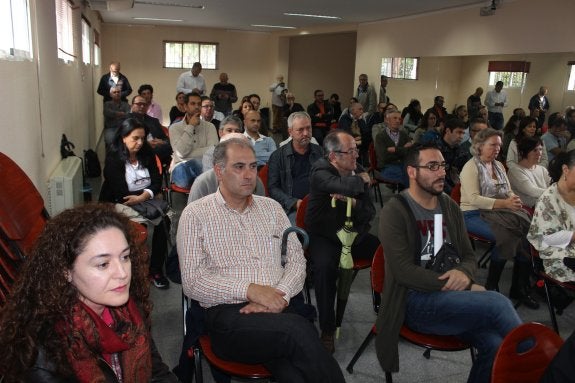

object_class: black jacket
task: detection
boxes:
[97,73,132,103]
[25,340,178,382]
[99,147,162,203]
[305,158,375,243]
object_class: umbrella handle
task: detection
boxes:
[281,226,310,265]
[331,196,353,218]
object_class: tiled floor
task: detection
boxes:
[149,186,575,382]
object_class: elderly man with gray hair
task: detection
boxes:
[202,115,244,172]
[268,111,323,224]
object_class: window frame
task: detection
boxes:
[487,61,530,89]
[81,16,90,65]
[0,0,33,61]
[380,57,419,80]
[55,0,75,63]
[163,40,219,70]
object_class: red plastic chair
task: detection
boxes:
[450,183,495,268]
[258,164,269,197]
[346,245,472,381]
[181,295,272,383]
[491,322,563,383]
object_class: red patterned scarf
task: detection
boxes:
[57,298,152,383]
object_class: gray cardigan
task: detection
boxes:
[375,193,477,372]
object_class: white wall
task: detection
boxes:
[0,0,101,200]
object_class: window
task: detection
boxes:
[381,57,418,80]
[81,17,90,64]
[487,61,530,88]
[93,30,100,66]
[0,0,32,60]
[164,41,218,69]
[566,62,575,91]
[55,0,74,62]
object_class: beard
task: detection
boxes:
[415,175,444,196]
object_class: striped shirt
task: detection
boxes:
[177,189,306,308]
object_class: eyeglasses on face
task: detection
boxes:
[413,161,447,171]
[133,102,147,106]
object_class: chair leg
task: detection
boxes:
[423,347,431,359]
[194,347,203,383]
[385,371,393,382]
[346,329,376,373]
[543,280,560,333]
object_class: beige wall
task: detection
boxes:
[288,32,357,107]
[354,0,575,120]
[0,0,101,199]
[101,25,282,126]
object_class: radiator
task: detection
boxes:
[46,156,83,216]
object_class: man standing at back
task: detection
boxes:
[528,86,550,131]
[268,112,323,224]
[177,138,345,383]
[97,61,132,103]
[375,143,522,383]
[485,81,508,130]
[357,73,377,116]
[176,62,206,96]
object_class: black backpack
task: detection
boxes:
[84,149,101,178]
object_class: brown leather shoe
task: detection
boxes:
[321,332,335,354]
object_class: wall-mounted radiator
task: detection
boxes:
[46,156,83,216]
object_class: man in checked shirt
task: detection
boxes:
[177,138,345,383]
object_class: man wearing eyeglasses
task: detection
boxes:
[128,95,172,166]
[200,96,223,132]
[375,143,522,383]
[306,130,380,353]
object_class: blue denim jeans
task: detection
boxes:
[171,159,203,189]
[405,290,522,383]
[463,210,503,261]
[380,164,409,188]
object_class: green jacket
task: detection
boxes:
[375,193,476,372]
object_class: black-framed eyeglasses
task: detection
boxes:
[413,161,447,171]
[335,148,359,155]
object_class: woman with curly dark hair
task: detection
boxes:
[0,204,177,382]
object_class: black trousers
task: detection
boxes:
[206,303,345,383]
[149,217,170,274]
[309,232,380,334]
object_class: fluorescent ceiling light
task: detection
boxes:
[133,17,183,22]
[251,24,296,29]
[284,13,340,19]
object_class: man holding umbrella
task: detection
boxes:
[306,130,380,353]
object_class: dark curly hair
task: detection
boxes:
[0,203,151,381]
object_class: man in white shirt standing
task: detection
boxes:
[176,62,206,96]
[485,81,508,130]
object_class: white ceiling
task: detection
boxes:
[93,0,494,32]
